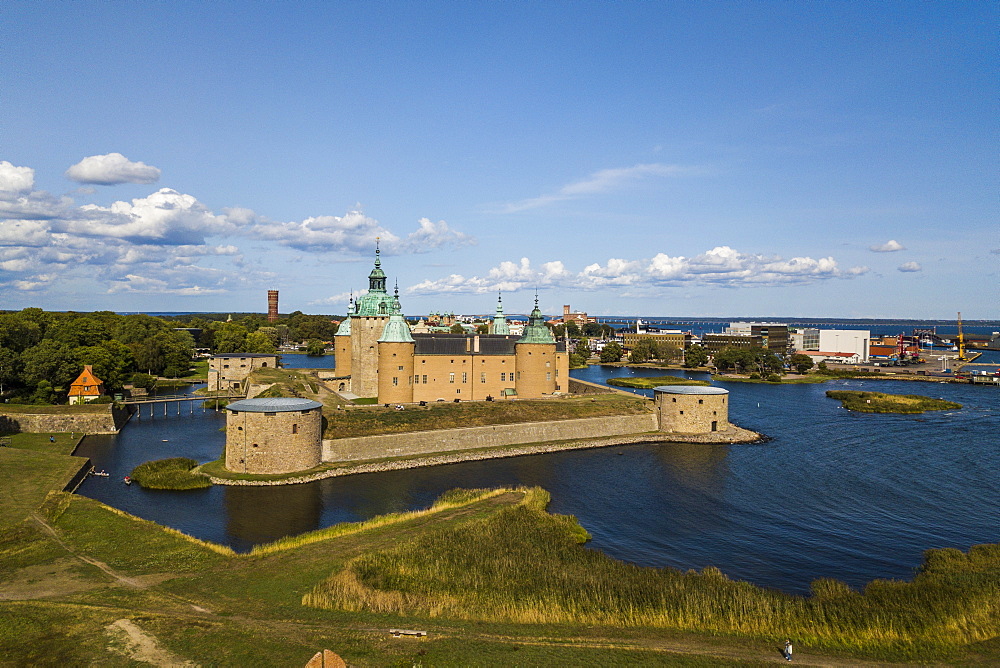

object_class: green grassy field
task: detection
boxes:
[324,394,652,438]
[825,390,962,414]
[607,375,710,389]
[0,481,997,666]
[0,447,87,528]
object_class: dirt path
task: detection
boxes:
[106,618,197,667]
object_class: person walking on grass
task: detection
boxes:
[784,639,793,661]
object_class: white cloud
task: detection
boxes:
[247,210,473,254]
[65,153,162,185]
[0,161,35,194]
[870,239,906,252]
[898,261,922,272]
[66,188,232,244]
[0,220,51,247]
[409,246,866,295]
[501,163,697,212]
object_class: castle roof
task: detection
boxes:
[653,386,729,395]
[226,397,323,413]
[517,296,555,345]
[68,365,104,397]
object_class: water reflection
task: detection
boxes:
[225,484,323,548]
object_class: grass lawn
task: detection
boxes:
[0,448,87,528]
[607,375,709,389]
[323,393,652,438]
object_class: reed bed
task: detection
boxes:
[303,495,1000,659]
[130,457,212,490]
[248,487,524,557]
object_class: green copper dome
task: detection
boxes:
[335,297,353,335]
[354,243,395,317]
[517,296,555,344]
[378,312,414,343]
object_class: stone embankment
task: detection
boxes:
[209,424,762,487]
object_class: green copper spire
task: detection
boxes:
[355,241,395,316]
[491,291,510,335]
[517,294,554,344]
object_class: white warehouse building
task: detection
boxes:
[817,330,870,363]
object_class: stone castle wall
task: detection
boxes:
[0,405,131,435]
[323,413,659,463]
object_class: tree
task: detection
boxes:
[21,340,79,393]
[655,341,681,362]
[574,337,591,360]
[306,339,326,356]
[245,331,277,354]
[46,315,110,347]
[683,344,708,368]
[213,322,249,353]
[790,353,815,374]
[565,321,581,337]
[551,324,566,338]
[582,322,603,337]
[628,338,658,364]
[0,346,22,394]
[599,342,623,363]
[476,323,489,334]
[449,323,465,334]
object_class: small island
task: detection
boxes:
[825,390,962,414]
[606,375,710,389]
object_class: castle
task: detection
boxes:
[333,246,569,403]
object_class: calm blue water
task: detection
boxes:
[75,355,1000,595]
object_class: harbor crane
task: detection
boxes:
[957,312,967,362]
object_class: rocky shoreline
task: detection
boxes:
[208,425,764,487]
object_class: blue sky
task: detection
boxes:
[1,1,996,319]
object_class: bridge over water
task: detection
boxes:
[125,393,245,419]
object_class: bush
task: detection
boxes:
[130,458,211,490]
[765,373,782,383]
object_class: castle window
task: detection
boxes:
[422,375,427,383]
[422,359,426,364]
[456,389,461,394]
[237,426,242,430]
[301,410,310,415]
[546,361,550,367]
[398,365,403,370]
[546,372,551,380]
[698,399,704,404]
[392,377,398,386]
[292,424,298,434]
[414,375,419,384]
[449,373,455,384]
[262,362,268,367]
[679,410,684,415]
[462,372,467,383]
[500,372,506,382]
[264,412,276,416]
[481,372,486,383]
[672,398,677,403]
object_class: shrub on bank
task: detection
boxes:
[130,457,211,490]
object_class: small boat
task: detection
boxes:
[123,476,132,485]
[92,470,109,477]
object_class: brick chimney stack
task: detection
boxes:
[267,290,279,322]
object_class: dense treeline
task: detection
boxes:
[0,309,340,405]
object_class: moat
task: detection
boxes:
[74,353,1000,595]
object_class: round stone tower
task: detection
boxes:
[376,286,415,404]
[225,397,323,474]
[349,243,394,398]
[515,296,558,397]
[333,296,353,380]
[653,386,729,434]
